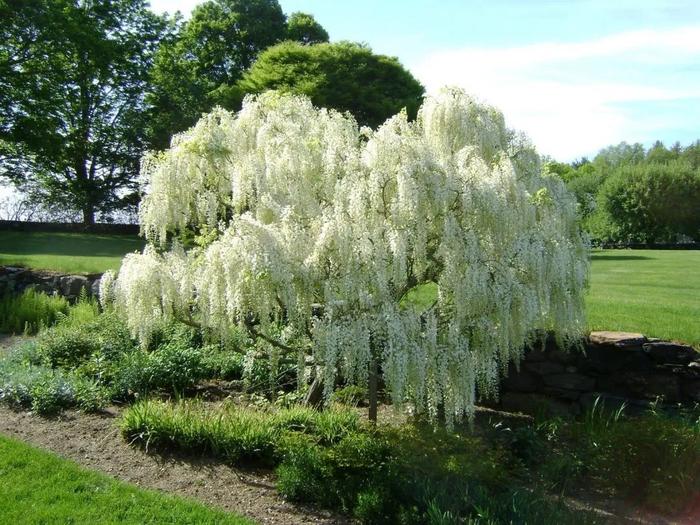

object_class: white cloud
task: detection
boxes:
[411,26,700,160]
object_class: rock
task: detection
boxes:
[524,361,565,376]
[578,392,651,415]
[589,331,646,348]
[59,275,88,297]
[645,374,681,402]
[501,369,538,392]
[579,345,652,374]
[90,277,101,297]
[541,387,582,401]
[500,392,574,418]
[542,373,596,391]
[682,380,700,401]
[547,347,579,365]
[643,342,697,365]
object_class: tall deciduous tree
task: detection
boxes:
[148,0,316,149]
[286,12,329,44]
[239,41,425,129]
[104,90,588,425]
[0,0,168,224]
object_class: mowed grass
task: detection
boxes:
[0,231,144,274]
[0,434,253,525]
[587,249,700,347]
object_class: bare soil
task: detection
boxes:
[0,405,348,525]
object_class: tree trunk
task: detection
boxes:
[82,205,95,225]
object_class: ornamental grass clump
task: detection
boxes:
[106,89,588,425]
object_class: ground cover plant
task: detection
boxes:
[0,434,253,525]
[586,249,700,347]
[0,231,144,274]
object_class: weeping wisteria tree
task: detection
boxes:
[102,89,588,425]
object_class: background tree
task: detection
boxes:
[239,41,425,128]
[597,160,700,243]
[0,0,167,224]
[106,90,588,425]
[286,12,329,44]
[147,0,330,149]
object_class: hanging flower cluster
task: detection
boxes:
[107,89,588,425]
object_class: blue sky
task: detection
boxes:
[41,1,700,163]
[149,0,700,161]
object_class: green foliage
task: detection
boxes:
[0,349,85,414]
[331,384,368,406]
[111,339,207,398]
[286,12,329,44]
[532,402,700,514]
[121,400,359,465]
[239,41,425,128]
[0,0,169,223]
[557,139,700,243]
[0,288,69,334]
[583,403,700,513]
[148,0,328,149]
[597,160,700,243]
[121,400,599,523]
[0,435,254,525]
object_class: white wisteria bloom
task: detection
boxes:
[111,89,588,425]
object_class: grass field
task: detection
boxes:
[0,434,253,525]
[0,231,144,274]
[0,231,697,347]
[587,249,700,347]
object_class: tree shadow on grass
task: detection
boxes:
[590,253,652,261]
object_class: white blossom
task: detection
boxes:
[110,89,588,424]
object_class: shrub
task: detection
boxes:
[331,384,367,407]
[36,327,100,368]
[597,160,700,243]
[201,348,244,380]
[0,288,69,334]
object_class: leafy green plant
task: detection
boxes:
[0,288,69,335]
[331,384,367,407]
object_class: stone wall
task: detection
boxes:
[0,220,138,235]
[0,266,102,301]
[490,331,700,417]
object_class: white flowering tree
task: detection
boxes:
[102,89,588,425]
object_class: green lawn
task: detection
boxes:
[0,231,144,274]
[587,249,700,347]
[0,434,253,525]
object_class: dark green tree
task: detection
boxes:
[239,41,425,128]
[286,12,329,44]
[0,0,168,224]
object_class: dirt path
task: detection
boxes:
[0,406,348,525]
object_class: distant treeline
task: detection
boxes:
[547,141,700,244]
